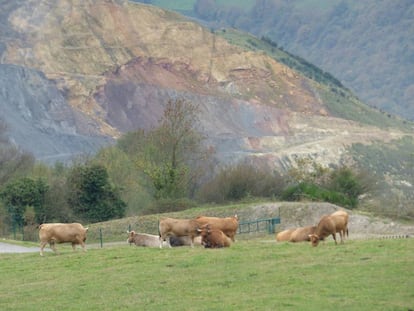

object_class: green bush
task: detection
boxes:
[197,163,285,203]
[281,181,359,209]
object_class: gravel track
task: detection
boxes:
[0,242,43,254]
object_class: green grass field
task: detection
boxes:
[1,238,413,310]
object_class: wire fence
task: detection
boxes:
[1,217,282,247]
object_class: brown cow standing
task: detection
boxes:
[194,215,239,242]
[309,210,350,247]
[39,223,88,256]
[158,217,200,248]
[308,215,338,247]
[330,210,349,243]
[197,225,232,248]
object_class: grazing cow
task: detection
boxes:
[276,229,295,242]
[289,226,318,243]
[194,215,239,241]
[39,223,88,256]
[308,215,338,247]
[330,210,349,243]
[158,217,200,248]
[127,231,165,247]
[197,225,232,248]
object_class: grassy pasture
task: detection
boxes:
[1,238,413,310]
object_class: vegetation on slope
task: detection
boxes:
[350,136,414,219]
[0,100,378,240]
[216,28,413,130]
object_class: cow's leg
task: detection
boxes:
[72,242,77,252]
[159,235,172,248]
[190,236,194,248]
[159,236,163,248]
[49,241,58,254]
[338,230,344,244]
[80,241,87,252]
[332,233,337,245]
[39,241,47,256]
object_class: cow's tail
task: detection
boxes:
[158,219,161,237]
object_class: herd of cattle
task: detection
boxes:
[276,210,349,246]
[37,210,349,256]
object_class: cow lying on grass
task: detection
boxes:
[276,226,321,243]
[309,210,349,247]
[276,229,296,242]
[39,223,88,256]
[195,215,239,242]
[197,225,232,248]
[127,231,201,247]
[127,231,165,247]
[169,235,202,247]
[289,226,318,242]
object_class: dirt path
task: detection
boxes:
[0,242,43,254]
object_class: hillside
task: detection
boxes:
[143,0,414,121]
[0,0,413,213]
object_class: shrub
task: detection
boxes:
[197,163,285,203]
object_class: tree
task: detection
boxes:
[131,98,212,201]
[0,119,34,187]
[31,162,75,222]
[67,163,126,223]
[94,146,153,215]
[0,177,48,226]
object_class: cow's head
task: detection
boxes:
[308,234,320,247]
[197,225,212,247]
[127,230,136,244]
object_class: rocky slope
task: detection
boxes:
[1,0,412,169]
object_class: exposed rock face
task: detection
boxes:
[0,64,111,162]
[0,0,411,168]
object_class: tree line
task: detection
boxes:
[0,98,371,238]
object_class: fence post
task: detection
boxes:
[99,228,103,248]
[269,218,281,234]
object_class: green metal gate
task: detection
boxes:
[238,217,281,234]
